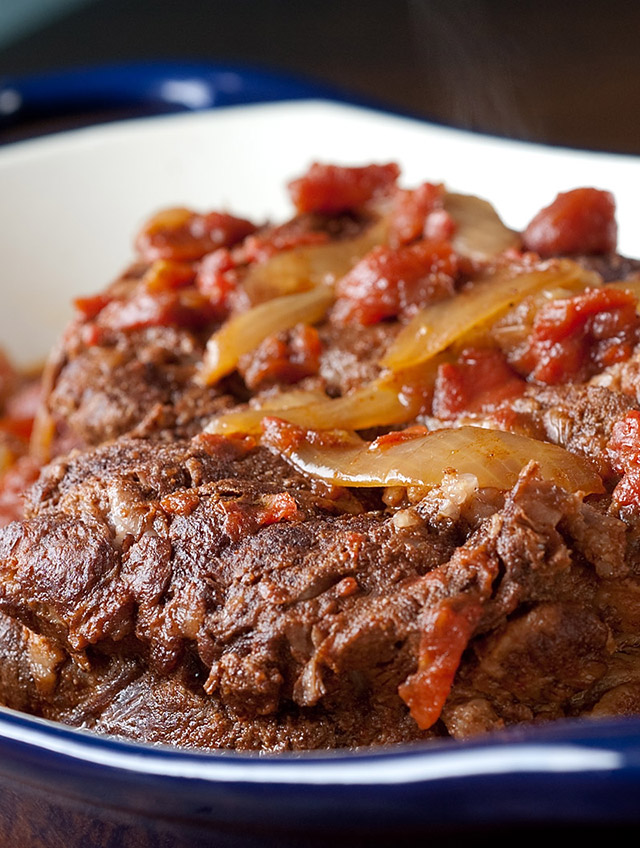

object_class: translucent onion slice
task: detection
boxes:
[382,259,600,372]
[205,375,423,435]
[444,192,521,261]
[243,217,389,304]
[198,286,333,386]
[269,425,603,495]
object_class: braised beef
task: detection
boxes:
[3,167,640,751]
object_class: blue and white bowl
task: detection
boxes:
[1,65,640,846]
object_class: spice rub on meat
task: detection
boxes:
[3,162,640,751]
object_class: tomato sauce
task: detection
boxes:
[390,182,456,246]
[333,240,457,325]
[95,289,217,335]
[240,324,322,391]
[136,208,257,262]
[608,410,640,508]
[398,596,484,730]
[523,187,617,256]
[219,492,303,541]
[288,162,400,214]
[433,348,527,419]
[513,287,639,384]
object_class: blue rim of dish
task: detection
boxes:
[2,705,640,827]
[0,60,404,140]
[1,61,640,828]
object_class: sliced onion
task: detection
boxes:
[205,375,423,435]
[267,424,603,495]
[444,192,521,261]
[382,259,600,372]
[198,286,333,386]
[243,217,389,304]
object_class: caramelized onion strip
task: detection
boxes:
[198,286,333,386]
[268,425,603,495]
[243,217,389,303]
[444,192,520,261]
[205,376,423,436]
[382,259,601,372]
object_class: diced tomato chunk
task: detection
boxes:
[0,416,34,442]
[95,289,216,334]
[73,293,113,321]
[390,182,456,246]
[219,492,302,541]
[370,425,429,450]
[432,348,526,419]
[398,597,484,730]
[196,248,241,317]
[523,188,617,256]
[241,225,329,264]
[513,287,639,384]
[136,207,257,262]
[240,324,322,391]
[333,240,457,325]
[160,489,201,516]
[288,162,400,214]
[608,410,640,508]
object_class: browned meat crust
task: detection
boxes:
[1,431,639,750]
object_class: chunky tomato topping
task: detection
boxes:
[333,240,457,325]
[607,410,640,508]
[0,416,34,443]
[160,489,201,517]
[433,348,526,419]
[370,425,429,450]
[512,287,639,384]
[390,182,455,246]
[523,188,617,256]
[94,289,216,335]
[239,324,322,391]
[288,162,400,214]
[398,596,484,730]
[219,492,303,542]
[136,207,257,262]
[195,221,331,317]
[74,293,114,321]
[240,223,330,264]
[196,248,241,318]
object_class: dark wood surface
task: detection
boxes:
[0,0,639,153]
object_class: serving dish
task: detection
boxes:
[2,67,640,845]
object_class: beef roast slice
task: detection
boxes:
[441,466,634,738]
[1,429,639,749]
[39,323,239,458]
[86,663,436,752]
[0,436,463,723]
